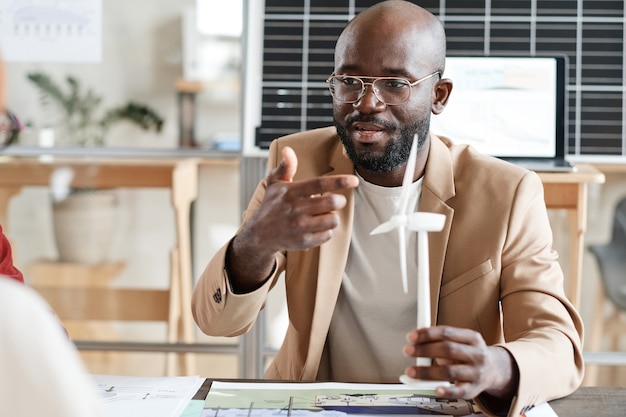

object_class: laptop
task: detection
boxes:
[430,55,576,172]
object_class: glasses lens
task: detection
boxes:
[328,76,413,105]
[373,78,412,105]
[329,76,363,103]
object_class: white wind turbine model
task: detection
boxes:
[370,133,448,387]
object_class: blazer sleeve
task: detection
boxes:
[477,171,584,417]
[191,142,287,337]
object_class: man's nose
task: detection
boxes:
[352,83,387,113]
[352,83,386,113]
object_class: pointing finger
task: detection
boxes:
[268,146,298,184]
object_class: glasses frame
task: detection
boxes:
[326,71,441,106]
[0,111,22,149]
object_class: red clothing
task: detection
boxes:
[0,224,24,283]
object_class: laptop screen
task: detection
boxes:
[430,56,567,159]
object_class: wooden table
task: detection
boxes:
[538,164,605,310]
[193,380,625,417]
[550,386,624,416]
[0,153,204,375]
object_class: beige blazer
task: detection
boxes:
[192,126,584,417]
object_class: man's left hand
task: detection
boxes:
[403,325,519,400]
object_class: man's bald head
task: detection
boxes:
[335,0,447,75]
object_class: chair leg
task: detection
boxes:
[583,281,607,386]
[165,248,181,376]
[607,309,623,386]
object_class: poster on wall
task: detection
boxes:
[0,0,102,62]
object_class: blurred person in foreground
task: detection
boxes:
[192,1,584,416]
[0,279,104,416]
[0,75,23,282]
[0,56,104,416]
[0,223,23,282]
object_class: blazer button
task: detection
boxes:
[213,288,222,303]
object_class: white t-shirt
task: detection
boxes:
[319,173,423,382]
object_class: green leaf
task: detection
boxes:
[26,72,164,147]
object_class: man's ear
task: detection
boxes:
[431,78,453,115]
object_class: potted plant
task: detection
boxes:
[27,72,164,147]
[27,72,165,264]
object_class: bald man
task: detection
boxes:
[192,2,583,416]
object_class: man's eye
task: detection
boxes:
[384,79,409,89]
[341,77,360,86]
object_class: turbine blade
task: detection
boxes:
[370,221,397,235]
[370,215,405,235]
[398,134,419,216]
[399,227,408,294]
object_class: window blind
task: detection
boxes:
[256,0,625,157]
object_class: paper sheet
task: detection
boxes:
[92,374,204,417]
[525,402,559,417]
[0,0,102,62]
[203,381,482,416]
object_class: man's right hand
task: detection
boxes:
[226,146,359,293]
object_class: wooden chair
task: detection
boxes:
[27,253,188,376]
[585,197,626,385]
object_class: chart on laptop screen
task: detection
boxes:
[430,56,562,158]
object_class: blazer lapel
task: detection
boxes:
[304,138,355,379]
[419,134,456,325]
[302,133,456,376]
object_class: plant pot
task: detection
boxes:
[52,190,118,264]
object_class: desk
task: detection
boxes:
[193,380,625,417]
[0,154,202,375]
[549,386,624,417]
[538,164,605,310]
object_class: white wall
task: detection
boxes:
[7,1,191,146]
[4,0,242,318]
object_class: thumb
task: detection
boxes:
[268,146,298,184]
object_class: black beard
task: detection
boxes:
[334,115,430,173]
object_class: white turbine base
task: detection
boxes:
[399,374,451,388]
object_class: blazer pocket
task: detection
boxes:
[439,259,494,298]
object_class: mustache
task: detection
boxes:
[345,115,397,130]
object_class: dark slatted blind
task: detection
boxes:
[256,0,625,157]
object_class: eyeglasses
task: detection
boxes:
[326,71,441,106]
[0,111,22,149]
